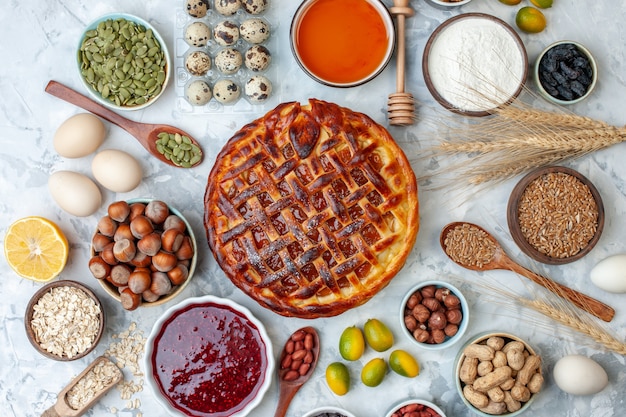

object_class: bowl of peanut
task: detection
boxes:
[455,332,544,416]
[400,280,469,350]
[89,198,197,310]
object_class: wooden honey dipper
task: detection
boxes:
[388,0,416,126]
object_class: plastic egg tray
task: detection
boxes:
[174,0,279,114]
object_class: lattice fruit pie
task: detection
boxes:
[204,99,419,318]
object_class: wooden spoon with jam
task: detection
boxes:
[274,327,320,417]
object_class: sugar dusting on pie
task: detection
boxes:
[204,99,419,318]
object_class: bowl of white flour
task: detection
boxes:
[422,13,528,117]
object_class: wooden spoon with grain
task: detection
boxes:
[440,221,615,322]
[45,80,203,168]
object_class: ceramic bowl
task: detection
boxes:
[534,40,597,105]
[90,198,197,309]
[77,13,171,111]
[144,295,274,417]
[422,13,527,116]
[384,399,447,417]
[290,0,395,87]
[507,166,604,265]
[400,280,469,350]
[455,332,542,417]
[303,406,357,417]
[24,280,104,361]
[426,0,473,8]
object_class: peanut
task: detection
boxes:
[506,349,525,371]
[463,385,489,409]
[502,340,525,353]
[486,336,505,351]
[280,328,317,381]
[500,378,516,391]
[516,354,541,386]
[463,344,495,361]
[477,361,494,376]
[478,401,507,415]
[492,351,507,368]
[460,356,479,384]
[511,383,531,402]
[504,391,521,413]
[474,366,512,392]
[487,386,505,403]
[527,372,544,394]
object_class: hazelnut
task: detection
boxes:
[128,269,152,294]
[428,311,448,330]
[114,223,134,242]
[152,250,178,272]
[88,256,111,279]
[142,289,160,303]
[145,200,169,224]
[97,215,118,237]
[129,202,146,220]
[109,263,132,286]
[113,238,136,263]
[92,233,112,252]
[430,329,446,344]
[422,297,442,312]
[406,292,422,309]
[130,215,154,239]
[446,308,463,325]
[167,263,189,286]
[120,288,142,310]
[137,232,162,256]
[108,201,131,222]
[413,326,430,343]
[164,214,187,233]
[420,285,437,299]
[435,287,450,301]
[161,228,184,253]
[404,315,418,332]
[443,293,461,308]
[100,242,118,266]
[130,250,152,268]
[444,323,459,337]
[150,271,172,296]
[175,236,195,260]
[412,304,431,323]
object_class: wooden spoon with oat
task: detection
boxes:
[41,356,123,417]
[440,222,615,322]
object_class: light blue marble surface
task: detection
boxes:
[1,1,625,416]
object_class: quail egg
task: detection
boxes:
[185,79,213,105]
[185,50,212,76]
[215,0,241,16]
[185,21,211,47]
[245,45,271,72]
[185,0,209,18]
[213,20,240,47]
[242,0,268,15]
[240,18,270,44]
[215,48,243,75]
[245,75,272,103]
[213,79,241,104]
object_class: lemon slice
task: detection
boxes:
[4,216,69,282]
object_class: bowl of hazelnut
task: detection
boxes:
[400,280,469,350]
[89,198,197,310]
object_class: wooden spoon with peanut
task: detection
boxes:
[274,327,320,417]
[440,222,615,322]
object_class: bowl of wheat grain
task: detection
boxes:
[507,166,604,264]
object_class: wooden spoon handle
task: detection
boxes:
[506,260,615,322]
[274,385,298,417]
[45,81,135,132]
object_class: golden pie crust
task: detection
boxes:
[204,99,419,318]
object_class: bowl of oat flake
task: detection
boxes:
[25,280,105,361]
[507,166,604,264]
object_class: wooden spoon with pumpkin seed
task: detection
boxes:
[45,80,203,168]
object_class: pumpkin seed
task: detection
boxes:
[154,132,202,168]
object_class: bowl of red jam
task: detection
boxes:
[144,295,274,417]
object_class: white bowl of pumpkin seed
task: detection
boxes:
[77,13,171,111]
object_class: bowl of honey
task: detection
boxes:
[290,0,395,88]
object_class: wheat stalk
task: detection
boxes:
[423,91,626,186]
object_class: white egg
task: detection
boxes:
[53,113,106,158]
[92,149,142,193]
[590,254,626,293]
[553,354,608,396]
[48,171,102,217]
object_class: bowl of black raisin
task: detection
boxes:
[534,41,597,105]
